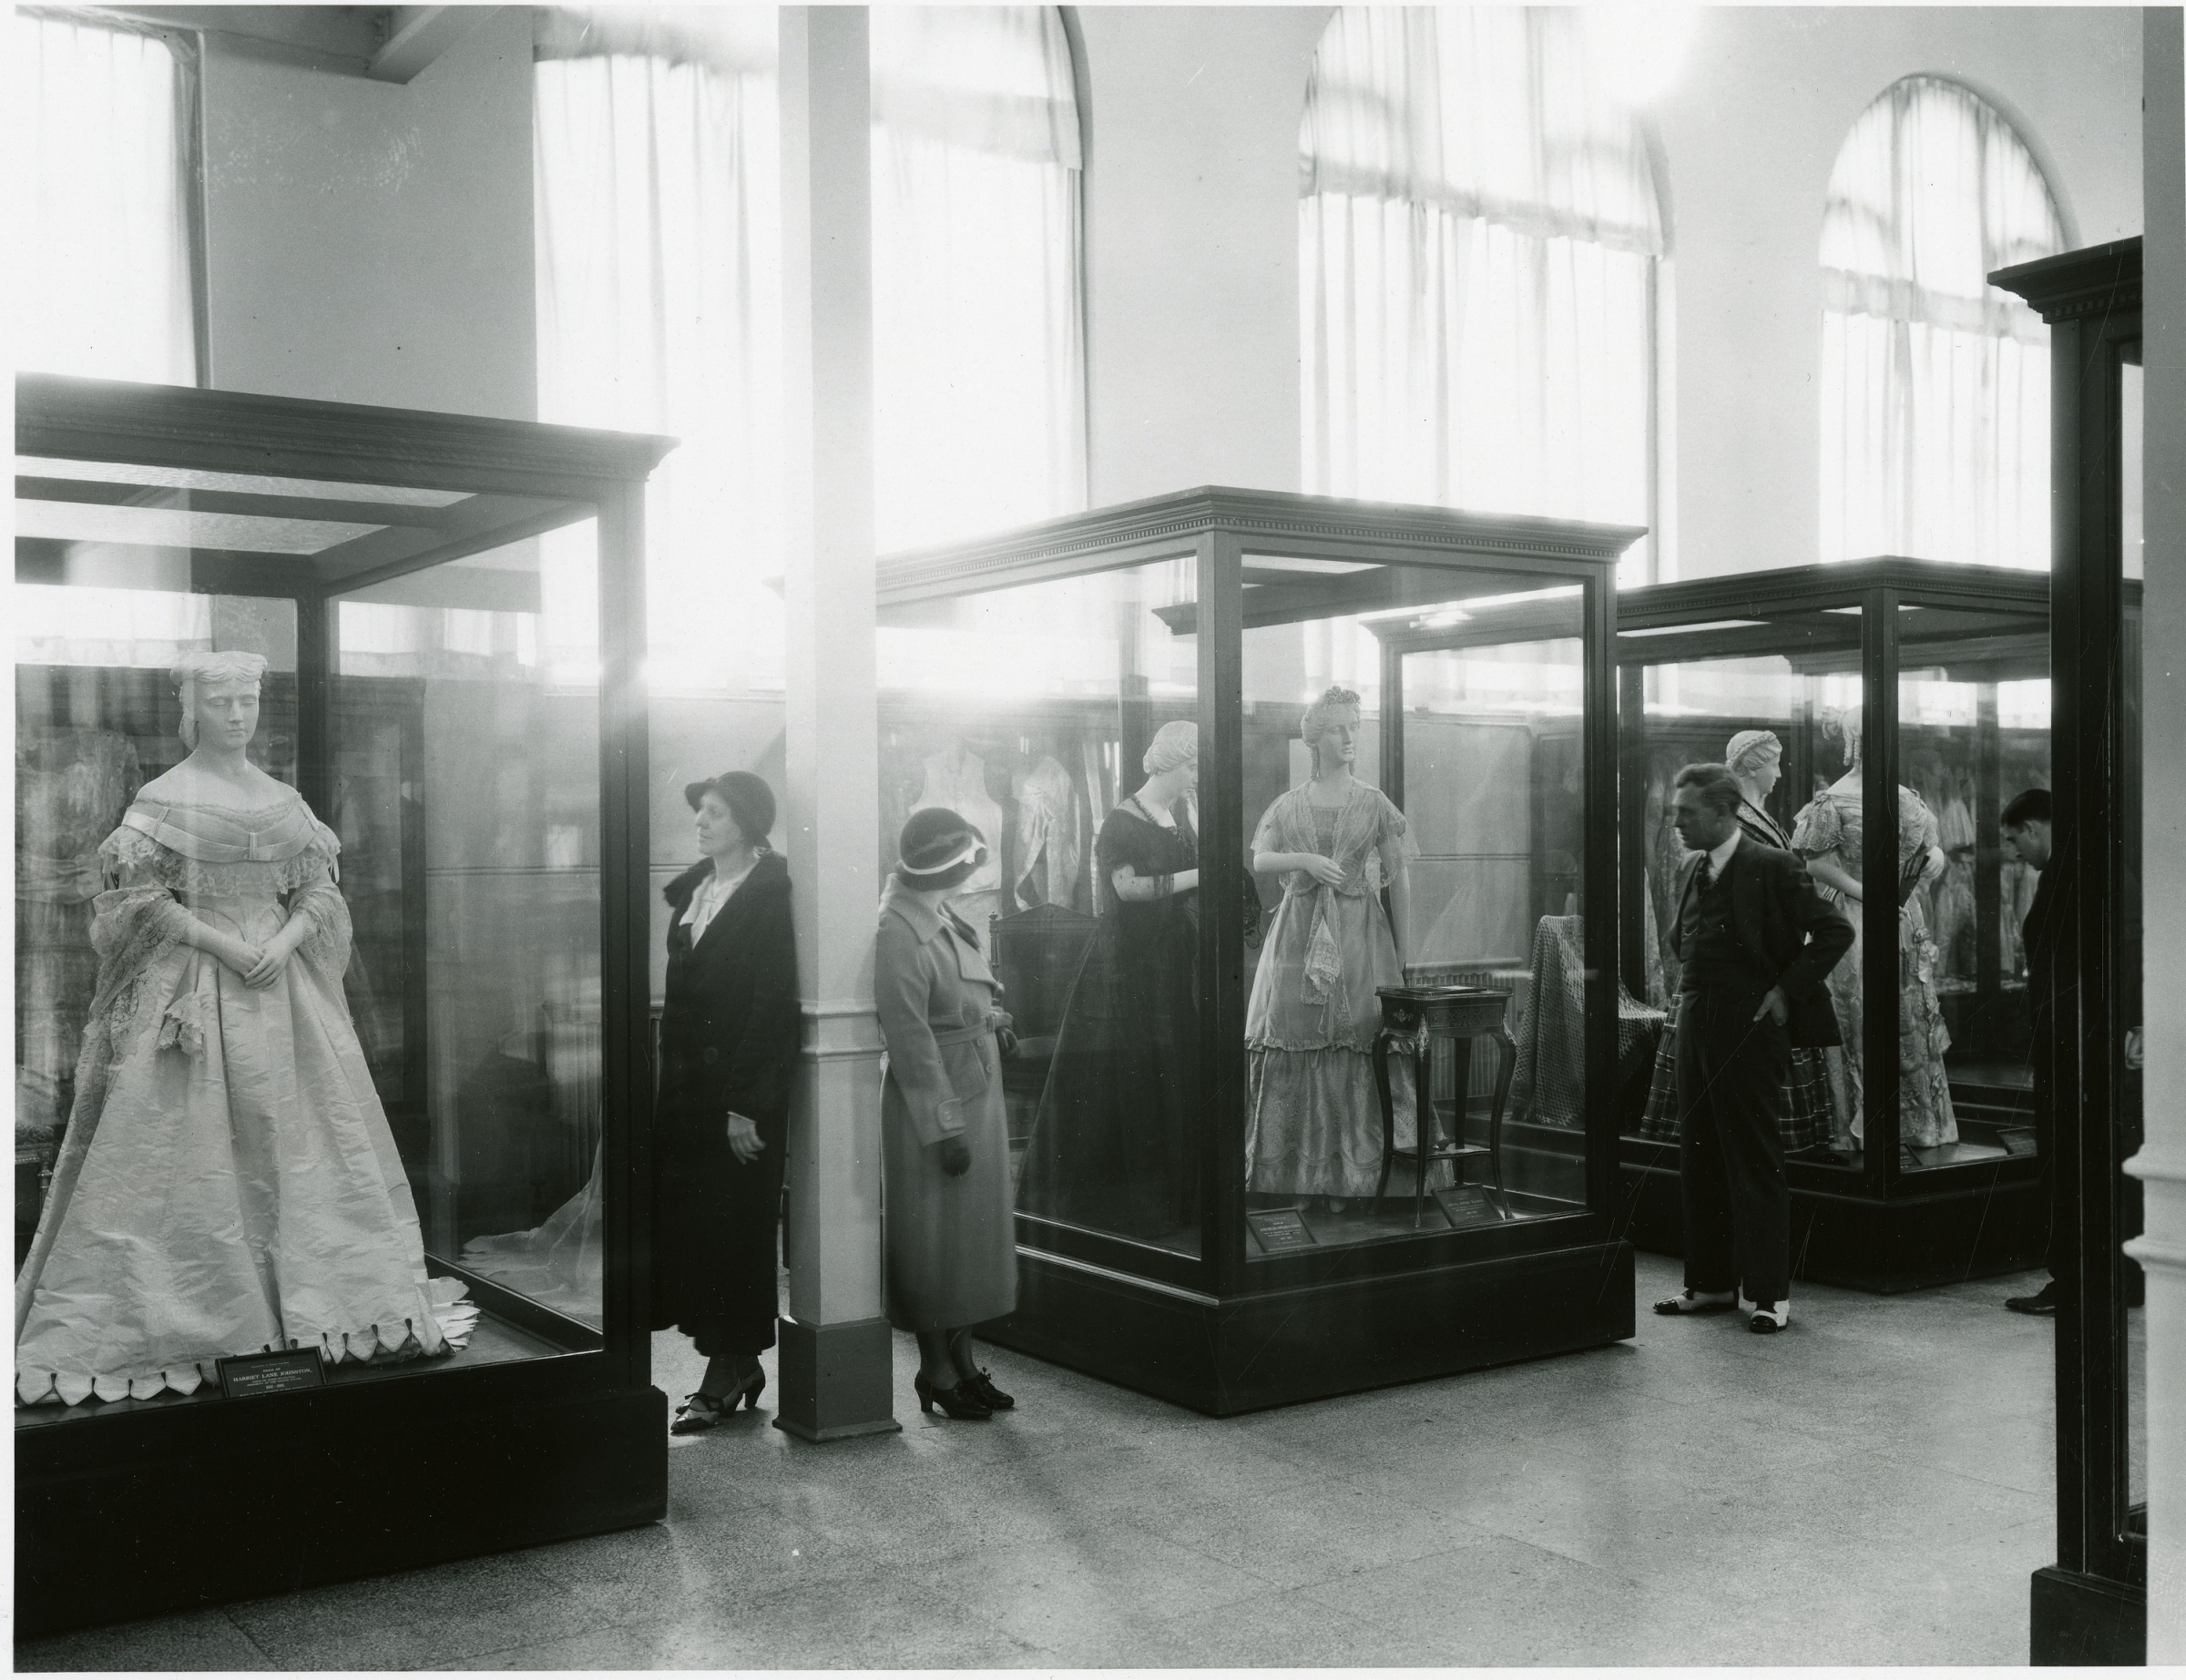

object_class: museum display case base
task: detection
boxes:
[15,1365,666,1638]
[1616,1156,2046,1294]
[986,1236,1635,1416]
[2029,1566,2146,1665]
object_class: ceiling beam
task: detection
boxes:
[367,5,492,83]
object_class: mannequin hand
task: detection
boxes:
[726,1113,765,1164]
[938,1136,973,1177]
[213,935,265,981]
[241,924,310,989]
[1752,987,1789,1027]
[1302,854,1346,888]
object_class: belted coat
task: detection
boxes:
[873,878,1018,1332]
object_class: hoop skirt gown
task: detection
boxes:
[1243,783,1424,1199]
[1790,782,1957,1150]
[15,787,475,1407]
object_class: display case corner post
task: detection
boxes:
[1617,659,1650,1001]
[597,476,655,1391]
[1200,529,1248,1292]
[1378,631,1405,805]
[295,588,336,820]
[1585,569,1619,1210]
[1864,582,1902,1192]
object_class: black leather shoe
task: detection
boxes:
[2005,1281,2060,1316]
[1653,1289,1736,1316]
[914,1371,992,1420]
[963,1367,1015,1410]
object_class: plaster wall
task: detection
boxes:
[199,10,536,420]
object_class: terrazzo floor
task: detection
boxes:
[17,1250,2065,1670]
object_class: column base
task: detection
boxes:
[771,1313,900,1442]
[2030,1565,2146,1665]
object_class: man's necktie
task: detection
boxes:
[1695,854,1714,895]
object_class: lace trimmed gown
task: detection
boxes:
[1791,785,1957,1150]
[1243,784,1421,1199]
[15,788,475,1407]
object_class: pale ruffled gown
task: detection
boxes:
[15,786,475,1407]
[1243,783,1424,1199]
[1790,783,1957,1151]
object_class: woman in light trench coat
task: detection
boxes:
[873,808,1020,1420]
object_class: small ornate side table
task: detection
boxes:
[1372,984,1517,1228]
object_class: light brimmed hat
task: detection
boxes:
[895,807,986,891]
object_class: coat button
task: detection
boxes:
[701,1047,720,1064]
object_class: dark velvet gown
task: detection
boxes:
[1016,801,1200,1242]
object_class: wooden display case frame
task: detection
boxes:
[14,374,674,1635]
[1994,238,2148,1665]
[878,486,1641,1414]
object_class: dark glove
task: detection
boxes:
[938,1136,973,1177]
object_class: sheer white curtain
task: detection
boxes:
[1301,7,1661,586]
[1819,76,2063,568]
[871,6,1087,553]
[13,7,198,384]
[534,10,781,693]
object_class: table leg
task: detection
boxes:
[1373,1030,1395,1207]
[1413,1037,1432,1227]
[1488,1023,1517,1218]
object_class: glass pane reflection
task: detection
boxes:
[879,561,1205,1257]
[335,522,606,1330]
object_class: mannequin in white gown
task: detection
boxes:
[15,651,473,1407]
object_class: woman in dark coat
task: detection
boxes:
[653,771,799,1433]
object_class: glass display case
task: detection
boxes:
[1994,239,2147,1665]
[1608,559,2057,1291]
[876,487,1640,1413]
[15,374,672,1634]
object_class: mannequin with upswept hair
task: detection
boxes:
[1788,708,1956,1151]
[1017,718,1209,1241]
[15,648,474,1410]
[1241,686,1421,1210]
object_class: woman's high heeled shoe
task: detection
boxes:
[732,1365,767,1410]
[962,1367,1014,1410]
[914,1370,992,1420]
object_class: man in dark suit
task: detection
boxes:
[1654,763,1854,1334]
[2000,788,2061,1316]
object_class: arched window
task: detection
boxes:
[1300,7,1663,586]
[15,7,200,384]
[1819,76,2064,568]
[532,8,1087,693]
[872,6,1087,552]
[534,9,781,693]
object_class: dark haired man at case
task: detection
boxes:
[2000,788,2062,1316]
[1653,763,1854,1336]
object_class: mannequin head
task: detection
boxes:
[1300,687,1362,779]
[174,650,269,754]
[1823,708,1864,774]
[1725,729,1783,806]
[1139,720,1198,807]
